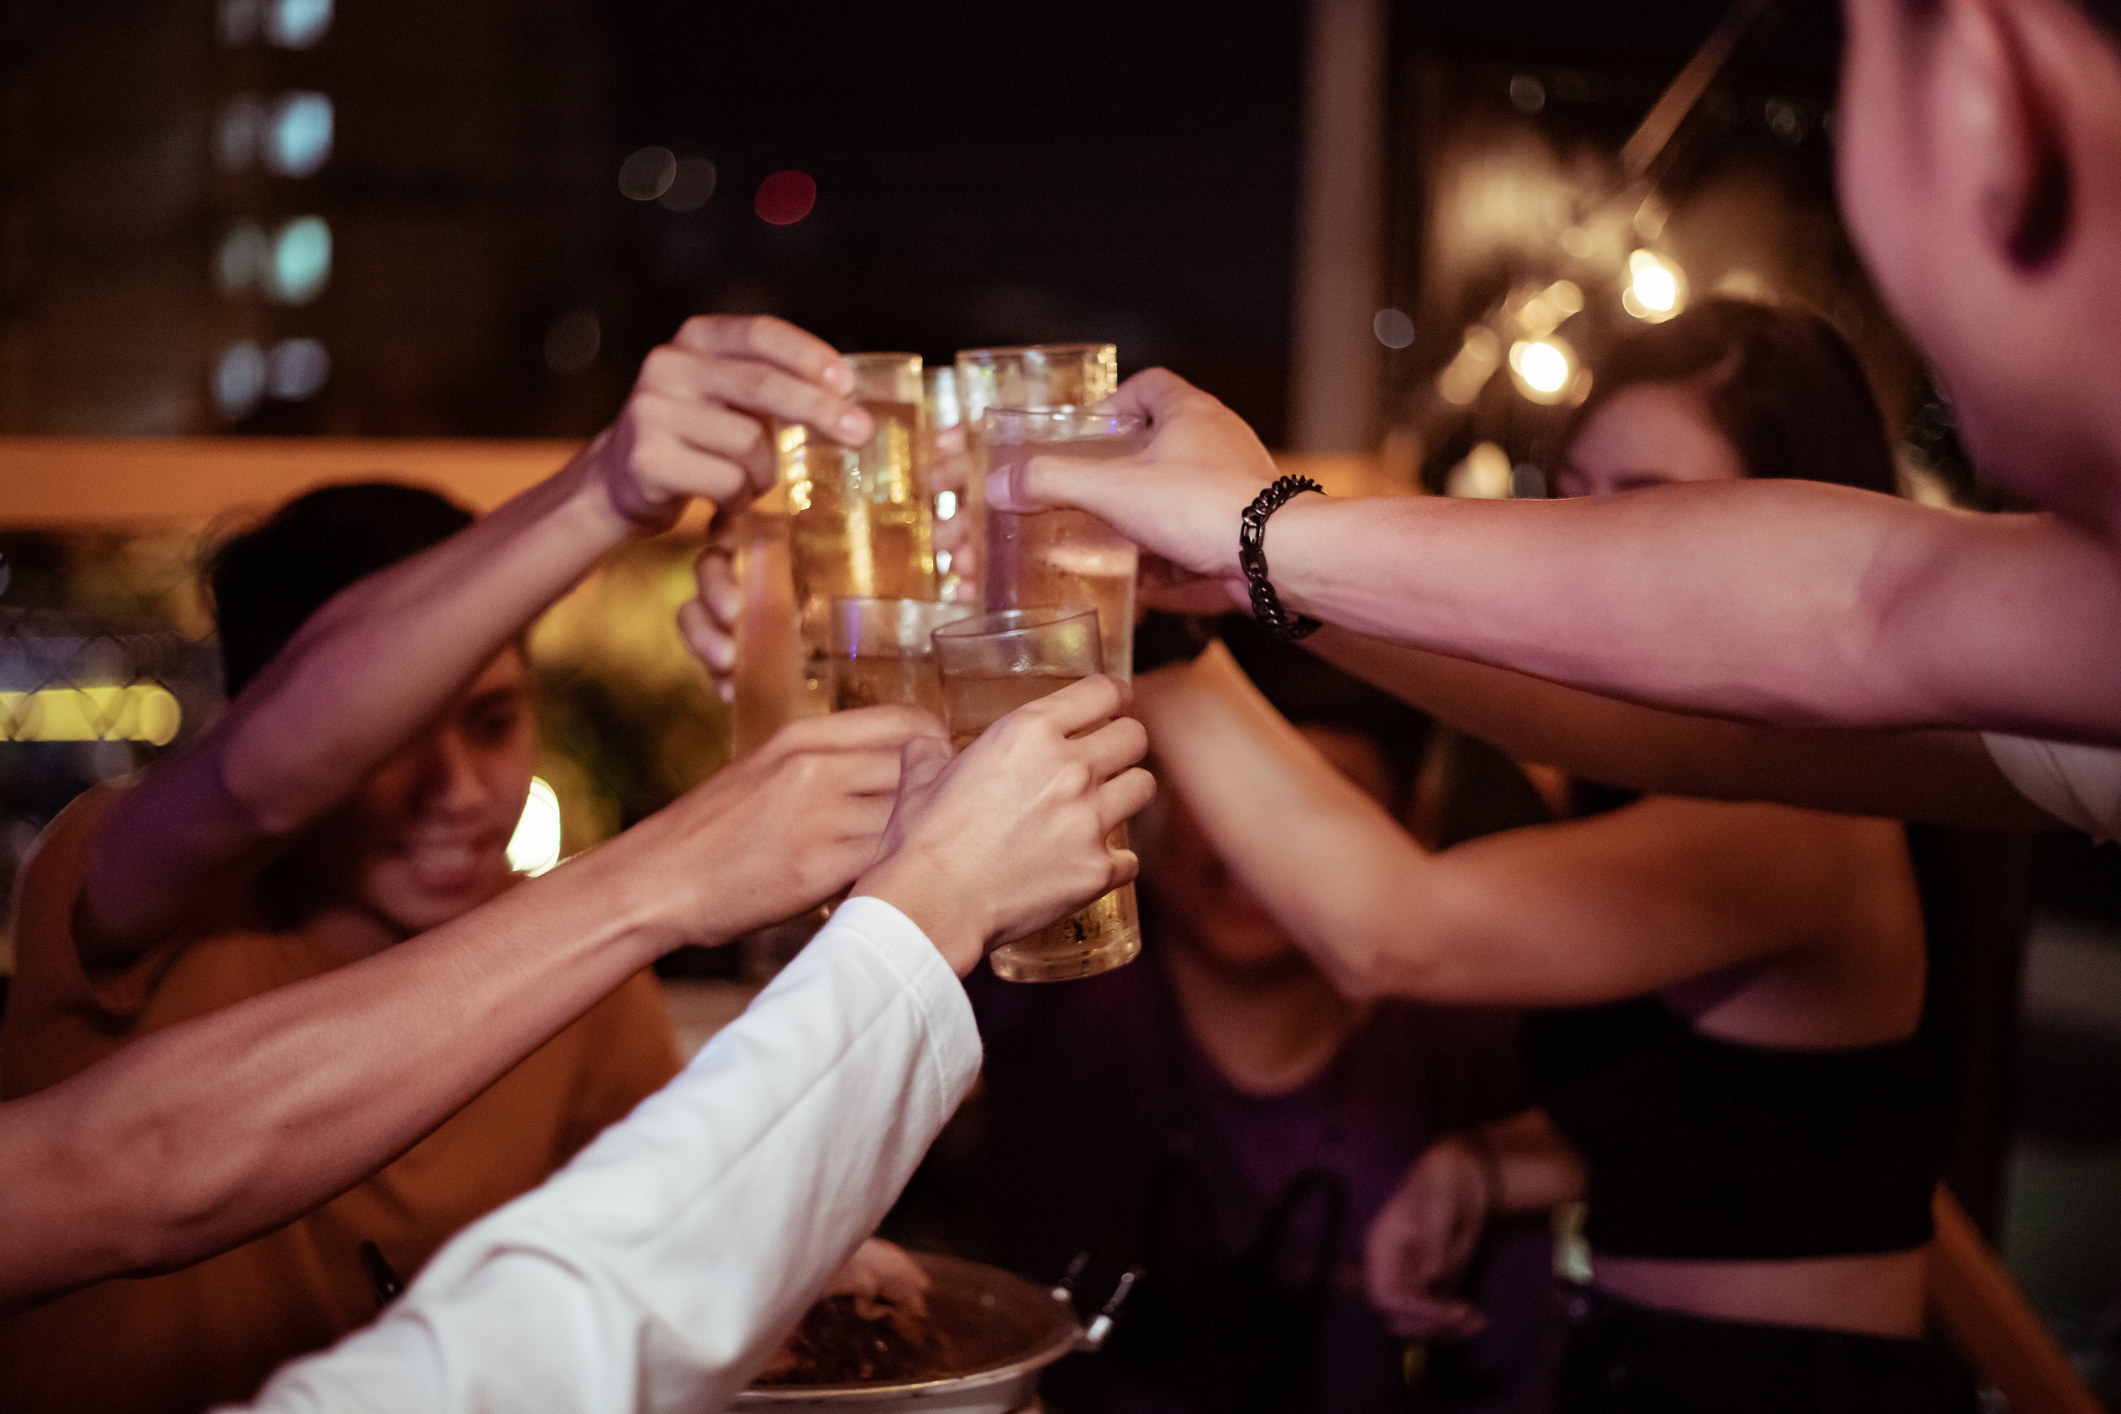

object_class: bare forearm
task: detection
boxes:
[89,461,633,957]
[0,842,668,1311]
[1270,484,2121,743]
[1306,628,2055,829]
[219,463,629,834]
[1142,646,1909,1006]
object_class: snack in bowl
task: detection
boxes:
[754,1238,948,1386]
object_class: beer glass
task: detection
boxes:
[827,597,975,713]
[779,352,935,693]
[921,365,971,602]
[931,606,1141,983]
[727,505,825,757]
[953,343,1120,603]
[954,342,1120,422]
[981,408,1145,682]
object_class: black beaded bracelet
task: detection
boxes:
[1238,474,1324,640]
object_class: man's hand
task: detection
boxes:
[677,534,746,703]
[984,368,1292,613]
[602,706,946,950]
[854,676,1155,975]
[1363,1136,1493,1341]
[677,423,980,705]
[579,315,876,533]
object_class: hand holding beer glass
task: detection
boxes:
[780,353,937,686]
[932,607,1143,981]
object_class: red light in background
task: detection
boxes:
[754,170,817,226]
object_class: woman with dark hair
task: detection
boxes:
[1135,301,1968,1412]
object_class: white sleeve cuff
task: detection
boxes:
[1983,731,2121,842]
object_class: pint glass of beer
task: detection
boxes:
[980,407,1146,682]
[827,597,975,713]
[952,343,1120,604]
[931,606,1141,983]
[780,353,936,690]
[921,365,971,603]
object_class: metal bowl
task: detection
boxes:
[734,1252,1086,1413]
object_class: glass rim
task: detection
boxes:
[828,596,976,655]
[929,604,1101,643]
[954,342,1117,364]
[980,405,1141,430]
[843,351,922,367]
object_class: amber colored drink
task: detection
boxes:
[785,398,936,649]
[980,411,1143,681]
[938,664,1141,983]
[833,653,943,714]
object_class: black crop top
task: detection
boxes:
[1523,995,1951,1261]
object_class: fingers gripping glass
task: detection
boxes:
[931,607,1141,983]
[980,408,1146,683]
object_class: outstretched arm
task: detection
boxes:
[0,706,939,1312]
[1134,643,1919,1012]
[228,679,1152,1414]
[1306,627,2056,829]
[86,316,874,969]
[996,368,2121,745]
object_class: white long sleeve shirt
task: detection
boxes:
[224,897,981,1414]
[1984,732,2121,842]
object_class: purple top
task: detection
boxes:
[886,946,1558,1414]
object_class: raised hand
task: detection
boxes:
[593,706,946,949]
[578,314,875,533]
[854,675,1155,975]
[1362,1135,1493,1341]
[983,368,1301,613]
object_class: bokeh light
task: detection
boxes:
[1623,248,1686,322]
[618,146,677,201]
[755,170,817,226]
[215,222,269,294]
[1437,325,1501,405]
[266,0,332,49]
[268,216,332,303]
[265,92,334,177]
[1507,335,1577,404]
[213,340,267,420]
[1446,442,1514,499]
[659,156,718,212]
[0,685,182,745]
[1372,308,1416,349]
[266,338,331,399]
[214,94,265,171]
[508,776,564,876]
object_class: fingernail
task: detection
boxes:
[823,360,855,396]
[838,409,871,442]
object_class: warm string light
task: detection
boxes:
[0,685,182,745]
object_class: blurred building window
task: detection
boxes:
[213,341,268,420]
[214,94,266,172]
[215,222,270,295]
[216,0,262,46]
[267,217,332,304]
[266,0,332,49]
[265,93,334,178]
[266,338,331,399]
